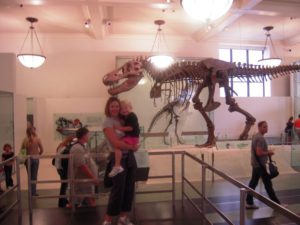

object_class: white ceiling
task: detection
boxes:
[0,0,300,45]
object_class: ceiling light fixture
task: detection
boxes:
[148,20,174,69]
[257,26,282,67]
[181,0,233,23]
[17,17,46,69]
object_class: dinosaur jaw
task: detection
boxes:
[107,76,142,95]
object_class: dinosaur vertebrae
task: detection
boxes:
[230,62,300,82]
[143,60,208,82]
[140,58,300,102]
[142,59,300,82]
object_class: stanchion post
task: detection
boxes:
[201,164,207,225]
[211,151,215,182]
[70,154,75,212]
[27,156,33,224]
[16,157,22,225]
[172,152,175,209]
[181,152,185,207]
[240,188,247,225]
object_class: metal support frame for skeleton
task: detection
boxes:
[147,99,190,145]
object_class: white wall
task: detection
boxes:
[14,94,27,151]
[214,95,292,139]
[0,54,27,152]
[16,52,116,98]
[0,53,15,93]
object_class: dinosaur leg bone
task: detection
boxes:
[222,73,256,140]
[163,116,174,145]
[174,114,185,145]
[203,69,221,112]
[193,85,216,147]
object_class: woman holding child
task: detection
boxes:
[102,96,139,225]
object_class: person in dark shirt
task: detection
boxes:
[284,116,293,144]
[2,144,14,189]
[109,100,140,177]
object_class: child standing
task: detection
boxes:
[2,144,14,189]
[109,100,140,177]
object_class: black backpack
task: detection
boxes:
[60,142,78,173]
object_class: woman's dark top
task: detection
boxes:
[285,121,293,135]
[2,152,14,162]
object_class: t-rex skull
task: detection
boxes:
[103,59,143,95]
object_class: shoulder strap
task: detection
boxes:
[268,155,273,163]
[254,150,274,167]
[68,141,85,150]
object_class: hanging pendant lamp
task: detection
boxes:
[148,20,174,69]
[257,26,282,67]
[17,17,46,69]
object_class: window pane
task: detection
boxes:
[220,87,225,97]
[233,77,247,82]
[219,48,266,97]
[249,83,263,96]
[232,82,247,97]
[232,49,247,64]
[249,50,263,65]
[219,49,230,62]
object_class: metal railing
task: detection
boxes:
[181,151,300,225]
[26,151,178,217]
[26,153,105,224]
[22,149,300,225]
[135,151,177,207]
[0,156,22,225]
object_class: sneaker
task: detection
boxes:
[102,220,112,225]
[245,203,259,210]
[108,166,124,177]
[118,216,134,225]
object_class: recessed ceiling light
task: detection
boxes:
[84,19,91,28]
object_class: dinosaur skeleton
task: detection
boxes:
[103,57,300,147]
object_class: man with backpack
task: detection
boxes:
[69,127,99,207]
[54,135,76,208]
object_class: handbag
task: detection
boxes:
[267,157,279,179]
[51,157,56,166]
[254,150,279,179]
[18,148,27,164]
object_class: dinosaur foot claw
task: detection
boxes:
[238,135,248,140]
[178,139,185,145]
[195,142,215,148]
